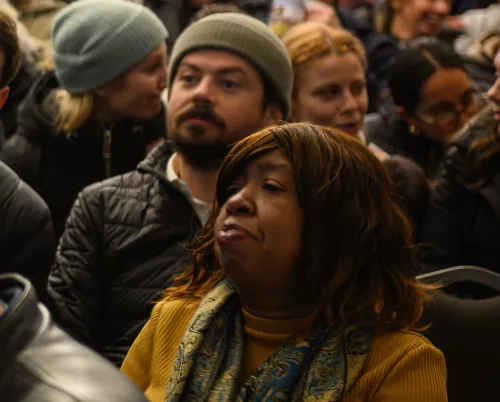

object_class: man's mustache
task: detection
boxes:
[176,103,226,128]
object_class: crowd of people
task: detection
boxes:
[0,0,499,400]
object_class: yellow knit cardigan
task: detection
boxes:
[122,298,448,402]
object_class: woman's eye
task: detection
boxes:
[263,183,283,193]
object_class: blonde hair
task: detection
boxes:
[52,89,94,132]
[283,22,367,71]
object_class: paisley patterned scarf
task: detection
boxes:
[165,280,373,402]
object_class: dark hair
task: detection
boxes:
[389,38,465,115]
[464,111,500,189]
[0,10,21,87]
[383,155,430,234]
[165,123,431,331]
[191,3,248,24]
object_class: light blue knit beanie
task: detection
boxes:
[52,0,168,94]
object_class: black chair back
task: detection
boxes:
[420,266,500,401]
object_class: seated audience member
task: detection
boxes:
[419,49,500,273]
[374,0,451,44]
[0,0,168,240]
[283,23,382,152]
[0,273,148,402]
[365,38,480,179]
[121,123,447,401]
[46,12,291,367]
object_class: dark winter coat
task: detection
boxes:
[46,141,201,367]
[419,113,500,273]
[0,161,54,301]
[0,71,166,241]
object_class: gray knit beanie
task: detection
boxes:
[168,13,293,119]
[52,0,168,94]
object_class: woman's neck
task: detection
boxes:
[93,98,123,123]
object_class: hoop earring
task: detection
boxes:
[409,124,419,136]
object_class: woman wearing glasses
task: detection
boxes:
[365,38,480,179]
[419,49,500,273]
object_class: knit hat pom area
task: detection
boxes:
[52,0,168,95]
[168,13,293,119]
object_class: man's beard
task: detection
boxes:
[170,128,231,171]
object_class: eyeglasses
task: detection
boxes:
[415,88,486,129]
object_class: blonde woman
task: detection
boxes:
[0,0,168,240]
[283,22,387,159]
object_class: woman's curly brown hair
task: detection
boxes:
[165,123,431,332]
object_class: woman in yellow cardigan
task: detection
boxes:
[122,123,447,401]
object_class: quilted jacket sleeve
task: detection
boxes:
[47,190,103,348]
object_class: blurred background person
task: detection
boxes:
[374,0,452,44]
[419,48,500,273]
[0,0,168,241]
[122,123,446,401]
[365,38,481,179]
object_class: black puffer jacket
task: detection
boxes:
[0,71,166,241]
[0,161,54,301]
[47,142,200,367]
[419,113,500,273]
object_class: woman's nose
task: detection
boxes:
[226,189,255,216]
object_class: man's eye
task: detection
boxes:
[220,80,239,89]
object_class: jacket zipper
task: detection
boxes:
[103,127,113,178]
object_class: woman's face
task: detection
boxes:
[409,68,478,144]
[97,42,168,120]
[214,150,303,311]
[487,50,500,135]
[292,53,368,137]
[393,0,451,37]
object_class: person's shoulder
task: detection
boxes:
[154,297,201,322]
[78,169,157,206]
[370,329,444,367]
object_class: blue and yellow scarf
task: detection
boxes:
[165,280,373,402]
